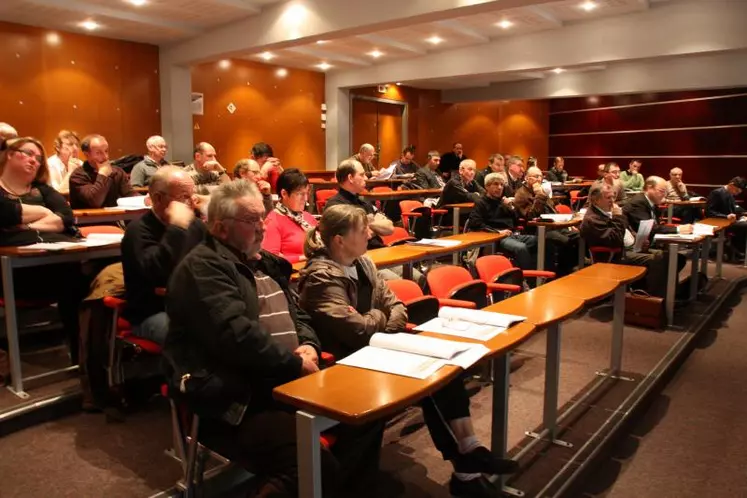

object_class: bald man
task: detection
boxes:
[184,142,231,194]
[623,176,693,237]
[351,143,379,178]
[665,167,699,223]
[437,159,484,226]
[130,135,170,187]
[121,166,207,345]
[0,122,18,142]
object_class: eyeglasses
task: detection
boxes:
[226,215,265,226]
[13,148,43,164]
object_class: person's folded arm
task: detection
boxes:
[368,212,394,236]
[39,184,74,228]
[28,214,64,233]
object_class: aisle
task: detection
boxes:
[578,289,747,498]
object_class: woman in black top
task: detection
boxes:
[0,137,87,363]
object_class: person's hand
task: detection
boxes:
[203,160,224,173]
[642,239,651,252]
[499,229,512,237]
[611,204,623,216]
[257,180,272,195]
[502,197,512,206]
[294,344,319,365]
[144,195,152,207]
[97,162,113,177]
[69,158,83,171]
[166,200,195,229]
[678,224,694,235]
[727,213,737,221]
[532,181,544,195]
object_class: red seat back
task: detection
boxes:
[380,227,415,246]
[315,189,337,213]
[79,225,125,237]
[386,279,424,302]
[399,200,424,231]
[426,265,472,299]
[386,279,440,325]
[475,255,514,283]
[371,186,393,193]
[556,204,573,215]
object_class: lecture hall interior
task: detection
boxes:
[1,0,746,497]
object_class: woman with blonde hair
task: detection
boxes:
[47,130,83,193]
[298,204,518,498]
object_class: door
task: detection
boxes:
[351,97,405,170]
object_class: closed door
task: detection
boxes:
[351,98,404,169]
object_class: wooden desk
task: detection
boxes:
[0,243,122,398]
[700,217,736,276]
[551,181,593,191]
[663,199,706,224]
[655,235,707,326]
[413,231,506,265]
[74,208,149,225]
[528,217,584,282]
[292,245,429,281]
[441,203,475,236]
[359,188,441,202]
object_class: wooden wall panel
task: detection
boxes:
[192,59,326,171]
[0,21,160,158]
[549,87,747,184]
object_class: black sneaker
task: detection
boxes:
[452,446,519,475]
[448,474,501,498]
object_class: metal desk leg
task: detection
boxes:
[716,231,724,278]
[491,353,524,497]
[452,207,461,265]
[700,237,711,277]
[296,411,339,498]
[402,262,413,281]
[667,204,674,224]
[536,226,547,286]
[690,243,700,300]
[577,236,586,270]
[665,243,679,327]
[743,232,747,268]
[1,256,27,398]
[610,286,625,375]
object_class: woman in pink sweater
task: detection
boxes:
[262,168,317,263]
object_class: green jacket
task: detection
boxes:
[620,170,644,191]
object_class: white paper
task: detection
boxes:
[693,223,715,236]
[372,164,396,180]
[337,347,446,379]
[653,234,700,241]
[18,242,85,251]
[116,196,148,209]
[370,332,470,360]
[439,307,526,328]
[414,307,526,341]
[408,238,462,248]
[689,196,705,201]
[539,214,573,222]
[633,219,654,252]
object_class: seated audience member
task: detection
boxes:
[546,156,568,183]
[437,159,484,226]
[665,167,699,224]
[130,135,169,187]
[121,166,206,345]
[262,168,317,263]
[597,163,606,180]
[412,150,445,190]
[351,143,380,178]
[438,142,467,181]
[468,173,537,272]
[388,146,418,176]
[621,160,644,192]
[476,153,506,188]
[252,142,283,192]
[0,123,18,142]
[298,204,518,497]
[69,134,137,209]
[184,142,230,194]
[595,162,626,204]
[164,180,383,497]
[515,166,579,275]
[325,159,393,250]
[505,156,524,196]
[581,183,667,296]
[47,130,83,194]
[624,176,693,237]
[0,137,89,361]
[707,176,747,258]
[233,158,273,213]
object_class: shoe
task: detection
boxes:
[448,474,501,498]
[452,446,519,475]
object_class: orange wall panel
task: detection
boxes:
[0,21,160,158]
[192,60,326,172]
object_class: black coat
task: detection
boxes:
[623,192,676,237]
[706,186,744,218]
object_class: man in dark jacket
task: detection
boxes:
[165,180,381,497]
[623,176,693,237]
[438,142,467,181]
[437,159,484,226]
[411,150,445,190]
[707,176,746,257]
[545,157,568,183]
[475,153,506,189]
[121,166,206,345]
[468,173,537,271]
[581,183,667,296]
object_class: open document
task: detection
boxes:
[407,238,462,248]
[693,223,715,236]
[19,232,124,251]
[539,213,573,222]
[414,307,526,341]
[653,233,701,241]
[337,332,490,379]
[115,196,149,210]
[633,219,654,252]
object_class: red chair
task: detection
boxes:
[370,186,393,211]
[386,279,475,330]
[380,227,416,247]
[400,200,448,236]
[475,255,556,293]
[315,189,337,213]
[79,225,125,237]
[555,204,573,215]
[569,190,588,210]
[589,246,622,263]
[426,265,521,309]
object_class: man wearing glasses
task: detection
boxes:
[623,176,693,237]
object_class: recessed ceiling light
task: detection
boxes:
[426,36,444,45]
[368,50,384,58]
[45,32,61,45]
[259,51,275,61]
[395,82,401,86]
[552,67,566,74]
[276,68,288,78]
[218,59,231,69]
[497,20,513,29]
[316,40,328,45]
[580,1,597,12]
[79,20,100,31]
[126,0,147,6]
[316,62,332,71]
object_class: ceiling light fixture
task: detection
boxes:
[127,0,148,6]
[426,36,444,45]
[552,67,566,74]
[218,59,231,69]
[45,32,61,45]
[259,51,275,61]
[368,50,384,58]
[497,20,513,29]
[580,1,597,12]
[276,68,288,78]
[316,62,332,71]
[316,40,328,45]
[395,82,401,86]
[79,20,100,31]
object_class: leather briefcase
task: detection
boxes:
[625,290,665,329]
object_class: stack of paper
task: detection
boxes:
[414,307,526,341]
[115,196,149,210]
[539,214,574,222]
[408,238,462,248]
[18,233,124,251]
[693,223,715,236]
[337,332,491,379]
[653,234,701,241]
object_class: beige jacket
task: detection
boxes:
[298,251,407,359]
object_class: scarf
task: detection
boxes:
[275,203,314,232]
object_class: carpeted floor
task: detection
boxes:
[0,261,744,498]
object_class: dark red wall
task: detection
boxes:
[549,88,747,188]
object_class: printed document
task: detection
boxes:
[408,238,462,248]
[415,307,526,341]
[633,219,654,252]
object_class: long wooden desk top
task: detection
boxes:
[411,232,507,256]
[575,263,647,284]
[663,199,706,206]
[699,217,734,232]
[0,242,121,259]
[528,218,582,229]
[292,245,430,274]
[442,202,475,210]
[360,189,441,200]
[484,291,585,328]
[73,207,150,217]
[538,275,620,302]
[551,181,594,190]
[273,322,536,425]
